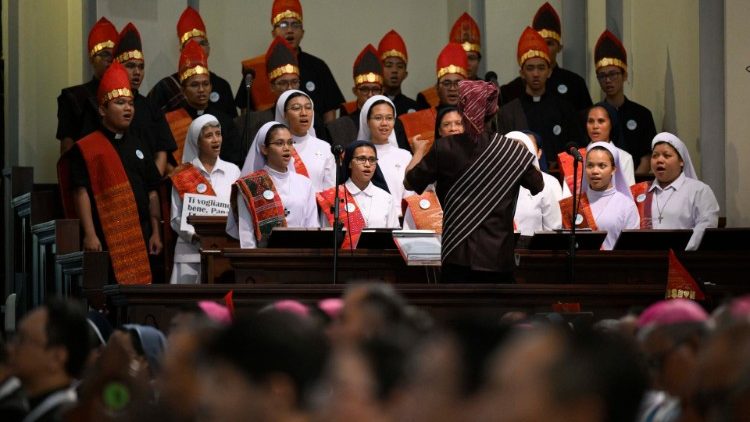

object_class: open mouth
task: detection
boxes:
[285,35,295,43]
[299,118,309,125]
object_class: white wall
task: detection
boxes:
[724,0,750,226]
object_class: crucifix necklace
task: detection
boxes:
[655,189,675,224]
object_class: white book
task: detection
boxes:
[392,230,441,266]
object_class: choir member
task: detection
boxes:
[508,131,562,236]
[639,133,719,250]
[357,95,414,218]
[595,30,657,176]
[561,141,640,250]
[274,89,336,192]
[234,122,319,248]
[523,130,571,200]
[378,30,419,116]
[149,6,236,117]
[317,141,400,249]
[449,13,484,80]
[170,115,240,284]
[585,101,635,185]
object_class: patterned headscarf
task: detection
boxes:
[457,80,499,140]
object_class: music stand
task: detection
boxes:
[698,228,750,251]
[530,231,607,250]
[357,229,397,249]
[613,229,693,251]
[267,228,344,249]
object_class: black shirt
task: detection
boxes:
[56,77,101,142]
[148,71,237,118]
[234,48,345,138]
[130,91,177,160]
[69,126,161,249]
[389,93,420,117]
[617,96,657,162]
[500,66,592,112]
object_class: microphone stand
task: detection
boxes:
[240,76,252,159]
[331,153,344,285]
[568,156,579,284]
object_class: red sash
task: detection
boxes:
[290,148,310,178]
[170,163,217,200]
[317,186,366,249]
[400,108,437,150]
[419,86,440,109]
[57,131,152,285]
[241,55,276,111]
[630,181,654,229]
[557,147,587,194]
[165,108,192,165]
[560,194,598,231]
[403,192,443,234]
[236,170,287,242]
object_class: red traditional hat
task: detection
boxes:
[377,30,408,64]
[177,6,207,47]
[436,42,469,79]
[265,36,300,81]
[449,13,481,54]
[532,2,561,43]
[517,26,550,66]
[97,61,132,105]
[178,39,209,83]
[594,30,628,72]
[271,0,303,26]
[114,23,143,63]
[88,17,118,58]
[353,44,384,86]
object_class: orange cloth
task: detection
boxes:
[241,55,276,111]
[290,148,309,178]
[404,192,443,233]
[236,170,287,242]
[317,186,366,250]
[400,108,437,150]
[557,147,586,194]
[418,86,440,109]
[170,163,217,200]
[666,249,705,300]
[630,181,653,229]
[560,193,598,231]
[165,108,192,165]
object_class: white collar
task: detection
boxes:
[192,157,226,175]
[649,172,687,193]
[346,179,375,197]
[264,164,290,180]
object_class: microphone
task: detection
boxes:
[566,142,583,162]
[484,71,498,84]
[244,69,255,89]
[331,144,344,156]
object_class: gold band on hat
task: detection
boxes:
[116,50,144,63]
[180,65,209,83]
[90,40,115,57]
[380,49,407,63]
[354,72,384,86]
[180,28,207,46]
[595,57,627,72]
[272,10,302,26]
[519,50,550,66]
[436,64,468,79]
[101,88,133,104]
[268,64,300,81]
[461,42,481,53]
[537,29,561,43]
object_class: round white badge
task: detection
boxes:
[553,125,562,136]
[262,190,275,200]
[575,214,584,225]
[196,183,207,194]
[419,199,431,210]
[636,193,646,203]
[346,203,356,213]
[135,149,144,159]
[557,84,568,94]
[209,91,220,103]
[306,81,316,92]
[407,108,416,114]
[626,119,638,131]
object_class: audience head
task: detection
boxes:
[332,283,410,345]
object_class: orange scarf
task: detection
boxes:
[317,186,366,249]
[560,193,598,231]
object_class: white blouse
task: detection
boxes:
[320,179,400,229]
[514,176,563,236]
[589,187,640,250]
[293,132,336,192]
[374,143,414,217]
[617,146,636,186]
[171,157,240,263]
[237,166,319,248]
[649,173,720,250]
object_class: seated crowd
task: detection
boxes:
[2,290,749,421]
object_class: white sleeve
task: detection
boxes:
[402,206,416,230]
[305,185,321,228]
[386,195,401,228]
[237,191,257,248]
[322,154,337,191]
[541,188,563,231]
[625,202,641,230]
[621,154,636,186]
[686,184,720,250]
[561,180,572,199]
[170,188,194,243]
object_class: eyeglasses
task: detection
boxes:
[274,79,301,89]
[274,20,303,30]
[94,50,113,61]
[197,39,210,48]
[439,80,461,89]
[357,86,383,95]
[596,70,623,81]
[353,156,378,165]
[369,115,395,123]
[268,140,295,147]
[286,103,313,112]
